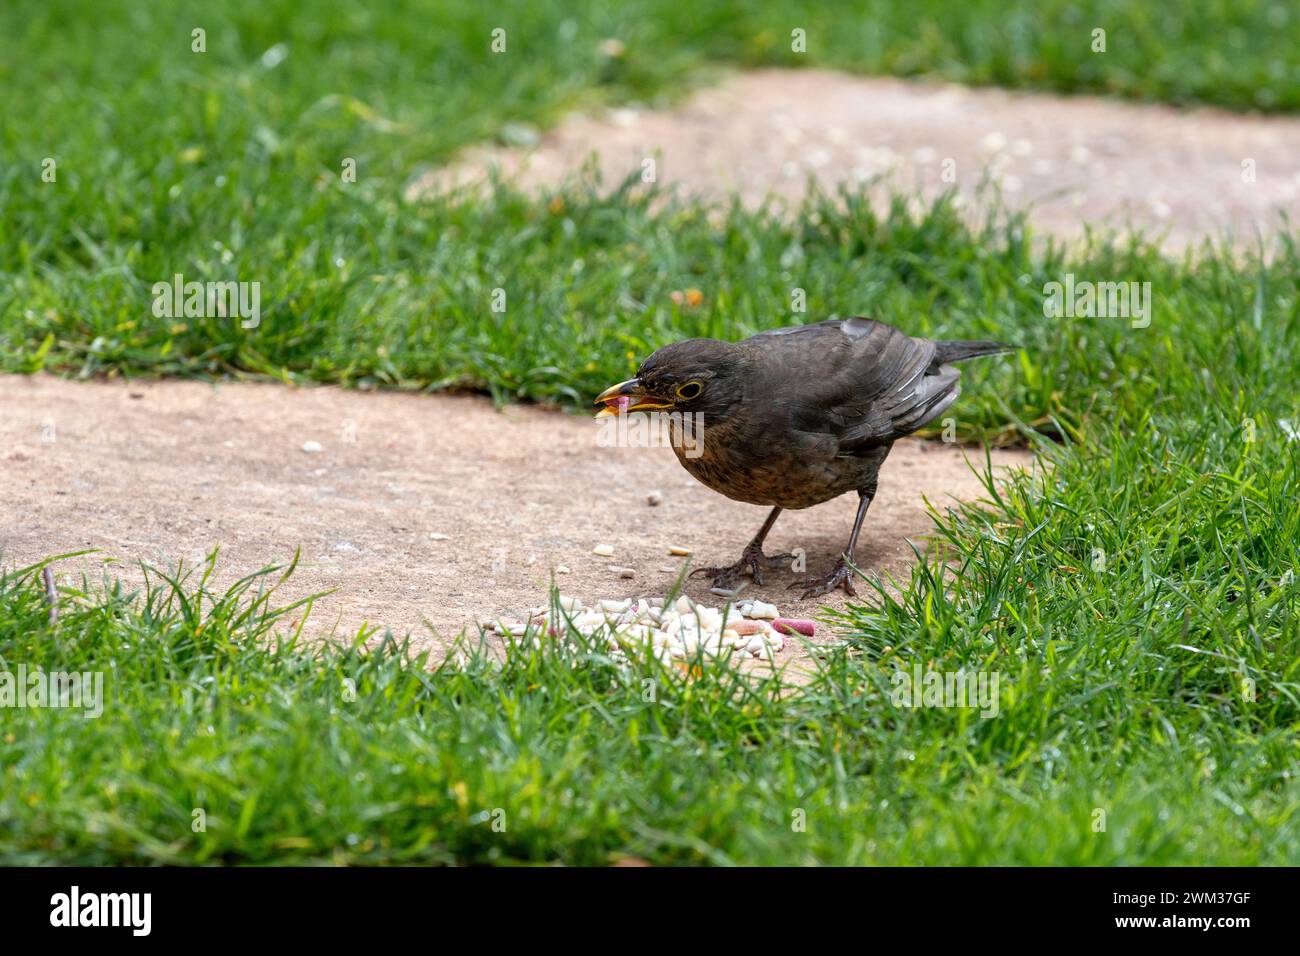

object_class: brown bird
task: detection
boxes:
[595,317,1014,598]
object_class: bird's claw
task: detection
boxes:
[788,558,858,600]
[691,547,795,590]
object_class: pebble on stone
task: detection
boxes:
[710,582,748,599]
[495,588,809,666]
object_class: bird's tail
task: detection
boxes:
[933,339,1018,363]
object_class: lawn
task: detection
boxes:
[3,0,1299,392]
[1,0,1298,864]
[2,186,1298,863]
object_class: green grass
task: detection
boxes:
[3,0,1300,864]
[5,0,1300,394]
[3,188,1300,862]
[2,426,1297,867]
[4,0,1300,396]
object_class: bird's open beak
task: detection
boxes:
[594,378,674,417]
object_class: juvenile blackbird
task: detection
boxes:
[595,317,1014,598]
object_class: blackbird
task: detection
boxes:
[595,317,1014,598]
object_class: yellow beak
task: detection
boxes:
[594,378,674,417]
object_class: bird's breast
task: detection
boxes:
[668,413,865,509]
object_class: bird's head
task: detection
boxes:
[594,338,746,419]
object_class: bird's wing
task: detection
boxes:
[744,317,959,453]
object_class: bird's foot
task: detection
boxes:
[690,544,795,590]
[788,557,858,600]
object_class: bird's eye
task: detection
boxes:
[676,381,703,401]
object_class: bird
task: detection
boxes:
[594,317,1015,599]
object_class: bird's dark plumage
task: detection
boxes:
[598,317,1015,597]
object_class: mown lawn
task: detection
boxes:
[7,0,1300,392]
[3,0,1300,393]
[2,186,1298,863]
[2,1,1298,864]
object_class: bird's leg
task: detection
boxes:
[790,486,875,600]
[690,507,793,589]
